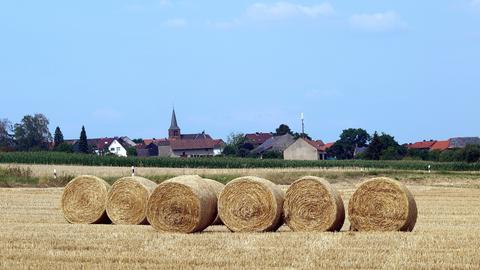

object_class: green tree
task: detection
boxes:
[222,145,236,156]
[293,132,312,140]
[127,147,137,156]
[327,128,371,159]
[78,126,89,154]
[55,142,73,153]
[0,118,15,150]
[262,150,283,159]
[463,144,480,163]
[53,126,64,148]
[223,132,250,157]
[364,132,406,160]
[364,132,383,160]
[275,124,293,136]
[132,138,143,144]
[14,114,52,151]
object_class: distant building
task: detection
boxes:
[430,140,450,151]
[407,137,480,151]
[137,142,159,157]
[107,137,136,157]
[407,140,437,151]
[284,138,327,160]
[138,109,224,158]
[65,136,135,156]
[245,132,273,148]
[251,134,295,156]
[448,137,480,149]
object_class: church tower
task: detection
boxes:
[168,109,181,139]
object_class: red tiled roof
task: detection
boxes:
[143,138,168,145]
[170,138,220,150]
[142,138,224,151]
[245,133,273,144]
[303,138,326,152]
[407,141,437,150]
[324,142,334,150]
[431,140,450,151]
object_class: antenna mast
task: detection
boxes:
[301,113,305,137]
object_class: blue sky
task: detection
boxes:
[1,1,479,143]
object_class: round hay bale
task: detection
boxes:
[106,176,157,225]
[284,176,345,232]
[146,175,217,233]
[348,177,418,232]
[61,175,111,224]
[202,178,225,225]
[218,176,284,232]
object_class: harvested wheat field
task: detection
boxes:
[1,176,480,269]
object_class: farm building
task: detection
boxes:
[137,109,224,158]
[251,134,295,156]
[244,132,273,148]
[407,140,437,151]
[284,138,327,160]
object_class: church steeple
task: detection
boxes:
[168,109,181,139]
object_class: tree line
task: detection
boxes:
[224,125,480,163]
[2,115,479,163]
[0,114,90,154]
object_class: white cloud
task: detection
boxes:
[163,18,188,28]
[350,11,406,33]
[246,2,334,20]
[208,2,334,29]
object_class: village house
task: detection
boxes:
[284,137,328,160]
[107,137,136,157]
[137,109,224,158]
[65,136,135,156]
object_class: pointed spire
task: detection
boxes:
[170,108,180,130]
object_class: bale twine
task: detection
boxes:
[218,176,285,232]
[202,178,225,225]
[106,176,157,225]
[284,176,345,232]
[146,175,217,233]
[61,175,111,224]
[348,177,418,232]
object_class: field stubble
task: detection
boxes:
[1,171,480,269]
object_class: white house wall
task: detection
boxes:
[108,140,127,157]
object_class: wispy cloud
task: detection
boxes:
[246,2,334,20]
[350,11,406,33]
[163,18,188,28]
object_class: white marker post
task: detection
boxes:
[132,166,135,177]
[53,169,57,179]
[428,165,431,173]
